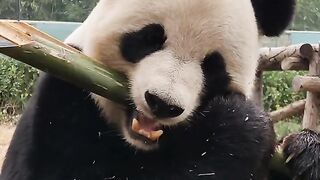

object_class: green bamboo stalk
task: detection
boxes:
[0,43,129,104]
[0,21,129,105]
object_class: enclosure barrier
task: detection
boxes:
[254,43,320,130]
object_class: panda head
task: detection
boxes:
[66,0,295,151]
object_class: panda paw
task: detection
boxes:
[281,129,320,180]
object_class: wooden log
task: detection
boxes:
[270,100,306,123]
[258,44,319,71]
[302,45,320,130]
[281,57,306,71]
[293,76,320,93]
[300,44,315,59]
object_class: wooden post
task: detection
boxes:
[301,44,320,130]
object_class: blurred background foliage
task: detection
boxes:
[263,71,306,139]
[0,0,319,30]
[0,0,319,137]
[263,71,306,112]
[0,0,99,22]
[0,57,38,122]
[292,0,320,31]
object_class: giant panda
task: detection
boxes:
[2,0,317,180]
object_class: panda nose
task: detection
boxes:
[144,91,184,118]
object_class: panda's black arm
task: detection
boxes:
[204,95,276,179]
[0,96,37,180]
[0,74,105,180]
[166,95,276,180]
[0,76,54,180]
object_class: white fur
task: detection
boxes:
[131,50,203,125]
[65,0,260,150]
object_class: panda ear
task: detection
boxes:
[251,0,296,37]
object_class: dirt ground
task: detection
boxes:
[0,125,15,170]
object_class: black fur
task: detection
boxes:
[251,0,296,36]
[282,129,320,180]
[201,52,231,99]
[120,24,167,63]
[144,91,185,118]
[1,74,275,180]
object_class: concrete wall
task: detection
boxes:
[26,21,320,47]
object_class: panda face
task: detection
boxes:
[70,0,260,150]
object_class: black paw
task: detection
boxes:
[282,129,320,180]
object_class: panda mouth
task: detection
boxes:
[130,111,164,142]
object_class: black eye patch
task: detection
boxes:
[201,52,231,98]
[120,24,167,63]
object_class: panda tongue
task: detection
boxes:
[131,113,163,141]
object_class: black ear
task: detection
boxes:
[251,0,296,37]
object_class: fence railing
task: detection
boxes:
[254,43,320,130]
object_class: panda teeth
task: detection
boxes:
[132,118,163,141]
[132,118,141,132]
